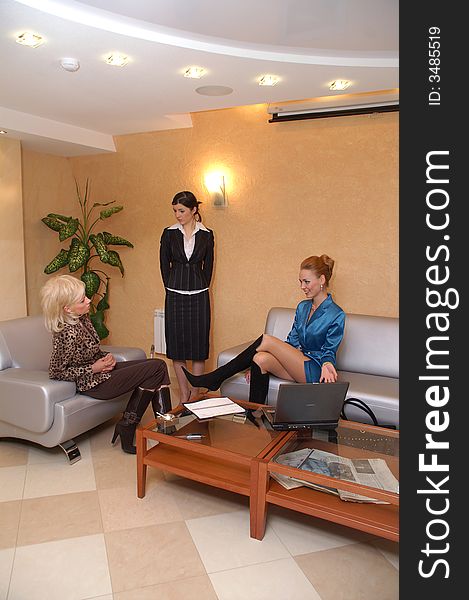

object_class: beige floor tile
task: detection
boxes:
[87,411,156,458]
[87,418,121,458]
[186,509,289,573]
[295,542,399,600]
[105,522,205,592]
[85,596,114,600]
[163,471,183,482]
[0,500,21,549]
[93,450,164,490]
[0,547,15,600]
[17,491,103,546]
[0,466,26,501]
[9,534,112,600]
[0,440,29,467]
[23,458,96,499]
[268,506,373,556]
[113,574,218,600]
[372,538,399,570]
[27,438,92,464]
[168,477,249,519]
[209,557,321,600]
[98,481,183,532]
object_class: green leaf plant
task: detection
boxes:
[42,179,133,340]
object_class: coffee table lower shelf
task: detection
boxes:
[138,443,252,498]
[258,479,398,542]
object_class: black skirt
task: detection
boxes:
[164,290,210,360]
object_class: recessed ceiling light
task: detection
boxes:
[105,53,128,67]
[258,75,280,86]
[0,130,7,135]
[329,80,351,91]
[184,66,206,79]
[16,32,44,48]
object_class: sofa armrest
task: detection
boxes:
[100,345,146,362]
[0,368,76,433]
[217,341,255,368]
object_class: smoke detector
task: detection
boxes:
[60,58,80,72]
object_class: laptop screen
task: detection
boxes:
[272,382,349,428]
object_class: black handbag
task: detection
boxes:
[340,398,397,430]
[338,398,398,455]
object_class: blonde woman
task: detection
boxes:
[40,275,171,454]
[183,255,345,404]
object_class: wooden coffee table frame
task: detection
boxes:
[136,399,288,536]
[136,401,399,543]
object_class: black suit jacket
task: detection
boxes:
[159,226,214,291]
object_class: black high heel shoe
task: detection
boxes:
[111,411,139,454]
[181,367,213,391]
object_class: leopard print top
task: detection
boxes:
[49,314,110,392]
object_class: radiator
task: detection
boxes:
[153,308,166,354]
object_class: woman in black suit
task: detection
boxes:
[160,191,215,403]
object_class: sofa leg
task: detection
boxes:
[59,439,81,464]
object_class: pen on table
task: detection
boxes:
[174,433,205,440]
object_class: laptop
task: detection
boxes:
[263,381,349,431]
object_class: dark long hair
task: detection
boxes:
[172,191,202,222]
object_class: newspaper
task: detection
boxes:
[270,448,312,490]
[273,448,398,503]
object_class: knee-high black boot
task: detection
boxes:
[248,362,270,405]
[182,335,264,391]
[151,386,172,416]
[111,387,153,454]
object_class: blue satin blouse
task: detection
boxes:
[285,294,346,383]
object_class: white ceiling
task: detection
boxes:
[0,0,399,156]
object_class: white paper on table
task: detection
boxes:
[183,396,245,419]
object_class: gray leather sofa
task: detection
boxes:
[0,315,146,462]
[218,307,399,428]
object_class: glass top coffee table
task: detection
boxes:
[253,419,399,541]
[136,398,399,542]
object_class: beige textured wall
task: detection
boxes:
[22,104,398,369]
[21,149,75,314]
[0,137,27,321]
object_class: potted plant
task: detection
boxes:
[41,179,133,339]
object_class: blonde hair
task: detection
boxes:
[300,254,335,287]
[40,275,86,332]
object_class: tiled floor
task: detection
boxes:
[0,406,399,600]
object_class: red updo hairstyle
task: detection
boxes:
[300,254,335,287]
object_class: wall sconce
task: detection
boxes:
[204,172,228,207]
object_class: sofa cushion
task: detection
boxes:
[337,371,399,427]
[100,345,147,362]
[0,331,12,371]
[0,315,52,370]
[336,314,399,378]
[0,369,76,433]
[264,307,295,340]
